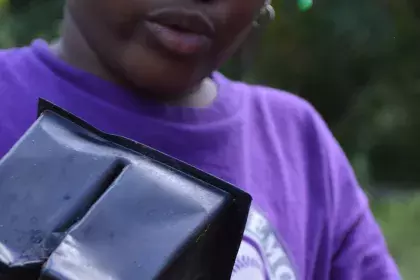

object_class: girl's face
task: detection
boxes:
[66,0,265,97]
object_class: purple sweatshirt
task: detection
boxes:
[0,40,400,279]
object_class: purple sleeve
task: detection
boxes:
[315,112,401,279]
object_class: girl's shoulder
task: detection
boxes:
[217,72,321,130]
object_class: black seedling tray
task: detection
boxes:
[0,99,251,280]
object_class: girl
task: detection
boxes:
[0,0,400,278]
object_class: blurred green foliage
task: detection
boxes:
[1,0,420,278]
[372,195,420,279]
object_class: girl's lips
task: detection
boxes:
[144,21,212,56]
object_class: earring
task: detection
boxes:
[253,1,276,27]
